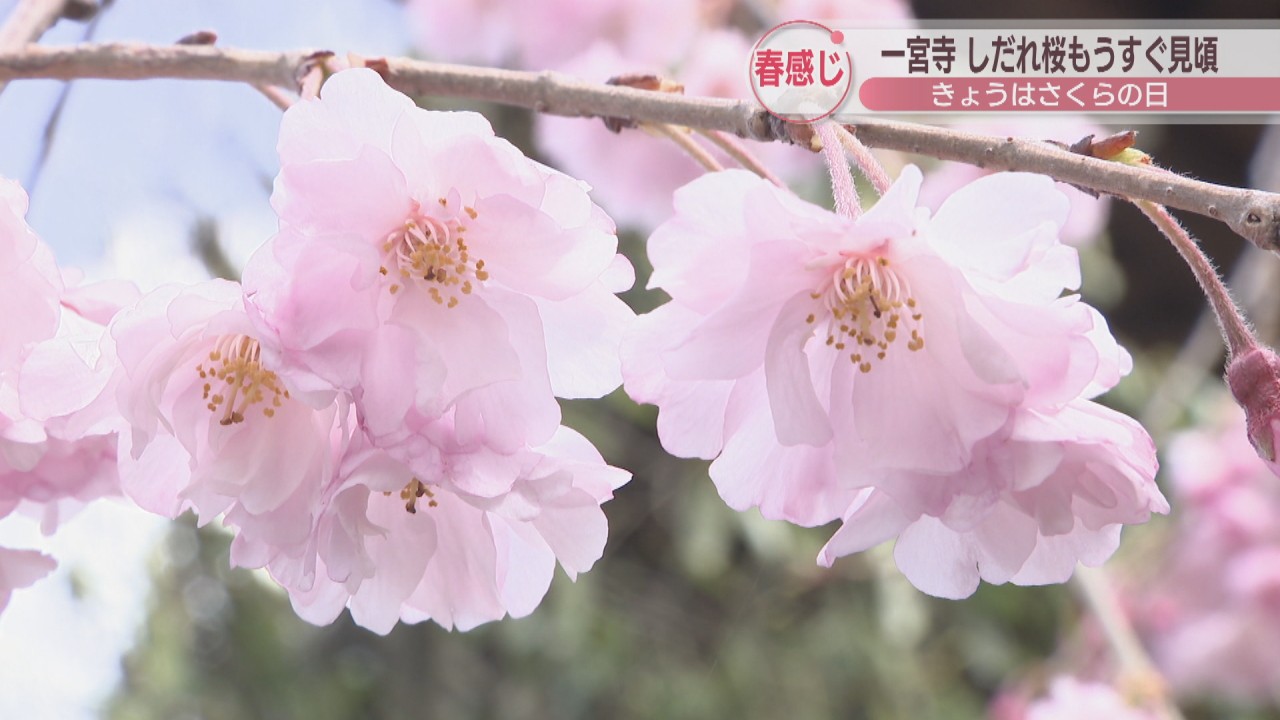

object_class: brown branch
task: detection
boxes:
[1,41,1279,252]
[0,41,309,86]
[0,0,96,94]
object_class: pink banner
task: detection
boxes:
[859,77,1280,112]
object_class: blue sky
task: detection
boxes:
[0,0,409,269]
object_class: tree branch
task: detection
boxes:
[0,0,70,49]
[0,0,97,94]
[1,41,1278,252]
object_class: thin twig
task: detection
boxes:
[1,42,1279,251]
[815,122,859,219]
[23,1,105,193]
[1135,200,1255,357]
[253,83,294,111]
[695,128,785,186]
[835,124,891,195]
[0,0,83,95]
[1073,567,1186,720]
[0,0,71,49]
[648,123,723,173]
[1140,247,1280,436]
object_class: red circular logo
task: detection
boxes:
[749,20,854,124]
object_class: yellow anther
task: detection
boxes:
[812,254,925,374]
[381,215,492,306]
[398,478,439,514]
[197,335,287,426]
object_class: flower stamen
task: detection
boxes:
[814,255,925,373]
[379,210,489,307]
[196,335,289,425]
[385,478,439,514]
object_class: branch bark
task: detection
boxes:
[0,0,95,94]
[1,41,1278,252]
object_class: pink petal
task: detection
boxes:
[818,489,913,566]
[274,146,413,239]
[0,547,56,612]
[765,293,834,446]
[534,280,633,399]
[929,171,1072,283]
[662,241,814,381]
[277,68,416,165]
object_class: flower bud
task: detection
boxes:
[1226,344,1280,464]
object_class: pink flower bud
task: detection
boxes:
[1226,344,1280,466]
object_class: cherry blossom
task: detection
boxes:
[247,422,629,634]
[0,182,62,368]
[110,279,341,557]
[1023,677,1156,720]
[406,0,697,69]
[534,32,821,231]
[246,68,634,464]
[777,0,914,24]
[0,178,133,609]
[0,547,56,613]
[819,400,1167,598]
[1134,397,1280,701]
[917,118,1111,247]
[623,165,1164,596]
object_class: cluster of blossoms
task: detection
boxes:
[0,178,134,612]
[622,163,1168,598]
[1133,397,1280,701]
[139,68,635,632]
[1,63,1175,632]
[1,68,633,633]
[991,677,1158,720]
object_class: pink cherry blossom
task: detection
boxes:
[0,547,56,613]
[1023,677,1156,720]
[0,179,61,376]
[917,119,1111,247]
[406,0,697,69]
[534,31,822,231]
[819,400,1167,598]
[245,68,634,461]
[627,166,1107,499]
[777,0,914,24]
[0,177,134,609]
[246,421,629,634]
[623,165,1163,596]
[1133,396,1280,701]
[4,276,139,536]
[110,279,341,557]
